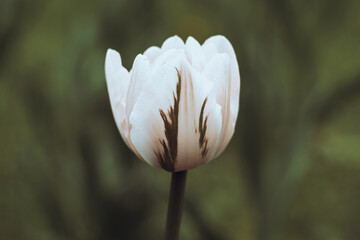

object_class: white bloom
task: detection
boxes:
[105,35,240,172]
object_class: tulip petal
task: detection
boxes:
[202,42,218,63]
[105,49,131,145]
[203,53,236,157]
[150,49,186,74]
[204,35,240,118]
[143,46,162,65]
[161,35,185,50]
[126,54,151,121]
[176,65,222,170]
[185,36,206,71]
[204,36,240,156]
[129,60,183,168]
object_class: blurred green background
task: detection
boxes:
[1,0,360,239]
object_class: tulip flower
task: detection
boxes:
[105,35,240,240]
[105,35,240,172]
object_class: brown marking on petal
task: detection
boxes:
[199,98,209,158]
[154,68,182,172]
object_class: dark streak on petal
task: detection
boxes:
[155,68,182,172]
[199,98,209,158]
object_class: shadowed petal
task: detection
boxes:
[204,36,240,155]
[204,35,240,117]
[203,53,236,157]
[105,49,130,144]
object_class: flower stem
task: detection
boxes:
[165,170,187,240]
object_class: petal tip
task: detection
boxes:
[106,48,120,59]
[105,48,122,68]
[161,35,185,50]
[132,53,149,66]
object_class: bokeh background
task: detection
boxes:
[1,0,360,239]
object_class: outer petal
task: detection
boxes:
[176,65,222,170]
[129,59,183,168]
[204,35,240,120]
[203,53,236,157]
[105,49,130,144]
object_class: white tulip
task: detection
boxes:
[105,35,240,172]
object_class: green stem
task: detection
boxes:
[165,170,187,240]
